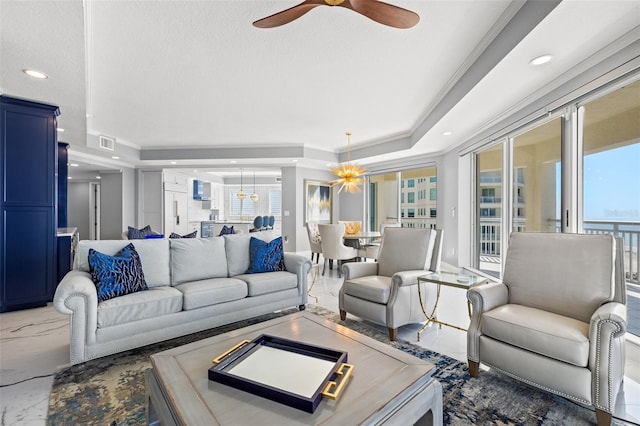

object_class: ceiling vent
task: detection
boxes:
[99,135,115,151]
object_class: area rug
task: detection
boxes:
[47,305,630,425]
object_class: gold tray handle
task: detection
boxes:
[212,340,251,364]
[321,363,354,400]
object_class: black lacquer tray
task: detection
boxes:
[208,334,353,413]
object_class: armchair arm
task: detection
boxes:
[391,270,429,287]
[466,282,509,362]
[589,301,627,413]
[342,262,379,280]
[283,253,312,300]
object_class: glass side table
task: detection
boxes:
[416,264,491,341]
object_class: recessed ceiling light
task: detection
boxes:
[70,163,79,167]
[326,163,332,167]
[443,131,453,136]
[57,128,64,132]
[96,176,101,179]
[193,169,198,173]
[292,159,298,163]
[23,69,48,79]
[67,176,72,180]
[170,161,177,165]
[230,160,237,164]
[529,54,552,66]
[111,156,119,159]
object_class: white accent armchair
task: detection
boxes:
[318,223,358,278]
[339,228,442,340]
[467,232,626,426]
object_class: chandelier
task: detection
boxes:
[330,132,366,193]
[250,171,259,202]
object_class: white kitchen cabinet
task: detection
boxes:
[163,189,188,236]
[139,170,189,235]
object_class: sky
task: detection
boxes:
[556,143,640,222]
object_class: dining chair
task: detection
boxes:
[318,223,358,278]
[305,221,322,264]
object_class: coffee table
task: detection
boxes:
[146,311,443,425]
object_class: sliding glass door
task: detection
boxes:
[473,77,639,335]
[512,117,562,233]
[476,144,503,277]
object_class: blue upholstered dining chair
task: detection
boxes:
[251,216,263,232]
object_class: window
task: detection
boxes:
[408,208,415,218]
[230,191,254,216]
[430,208,436,218]
[430,176,437,183]
[407,179,415,188]
[429,188,436,201]
[269,189,281,215]
[407,192,415,203]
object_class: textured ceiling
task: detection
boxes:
[1,0,639,173]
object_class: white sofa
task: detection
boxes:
[53,232,312,365]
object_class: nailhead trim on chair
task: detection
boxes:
[593,319,622,412]
[481,361,592,406]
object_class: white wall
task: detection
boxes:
[281,166,338,252]
[68,182,91,241]
[100,172,123,239]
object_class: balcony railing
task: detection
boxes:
[480,196,502,203]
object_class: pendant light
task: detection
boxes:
[330,131,366,193]
[237,169,246,200]
[250,171,259,202]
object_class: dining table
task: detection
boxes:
[342,231,382,249]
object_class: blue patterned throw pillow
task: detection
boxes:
[88,243,148,302]
[169,230,197,238]
[247,236,285,273]
[218,225,235,236]
[128,225,153,239]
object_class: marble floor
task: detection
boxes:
[1,258,640,425]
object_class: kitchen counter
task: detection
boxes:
[57,227,78,237]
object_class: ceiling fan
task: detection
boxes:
[252,0,420,29]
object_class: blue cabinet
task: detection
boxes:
[1,96,60,312]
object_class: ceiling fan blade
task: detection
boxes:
[346,0,419,29]
[253,0,326,28]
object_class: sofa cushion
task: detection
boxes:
[247,236,285,273]
[76,239,171,288]
[175,278,248,310]
[97,286,182,328]
[481,304,590,367]
[234,271,297,296]
[88,244,148,302]
[170,238,228,285]
[342,275,392,304]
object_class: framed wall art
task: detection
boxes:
[305,180,332,224]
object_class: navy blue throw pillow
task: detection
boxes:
[169,230,197,238]
[218,225,235,236]
[88,243,148,302]
[128,225,153,239]
[247,236,285,273]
